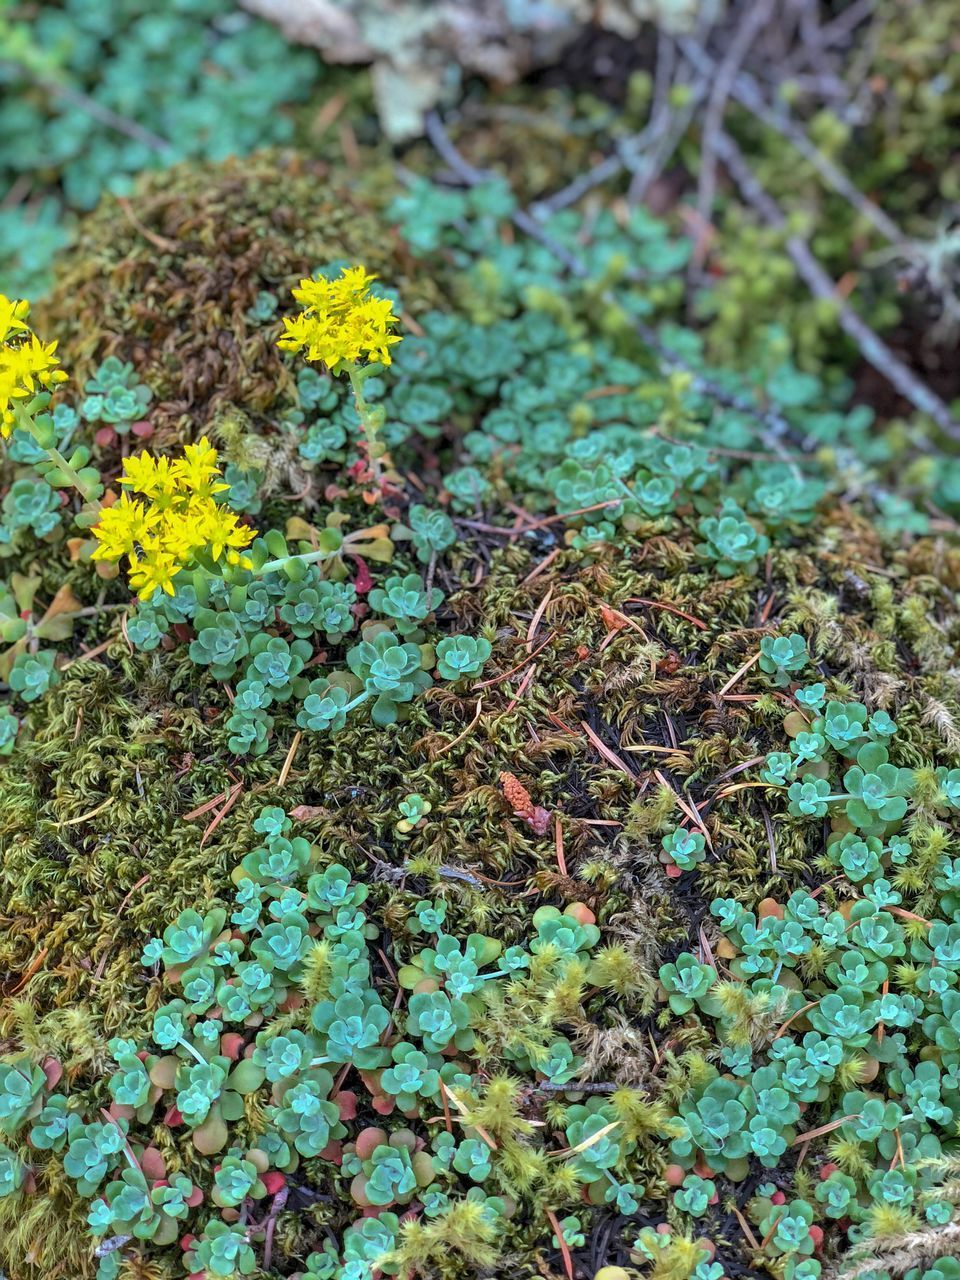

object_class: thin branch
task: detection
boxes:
[424,110,804,467]
[3,64,173,153]
[628,82,706,205]
[424,111,592,277]
[532,151,627,219]
[531,36,697,217]
[818,0,876,49]
[680,37,904,248]
[692,0,776,271]
[714,130,960,440]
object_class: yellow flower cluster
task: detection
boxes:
[92,437,254,599]
[0,293,68,437]
[277,265,401,368]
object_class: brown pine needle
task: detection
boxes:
[773,997,821,1040]
[791,1114,860,1146]
[504,662,538,713]
[521,547,561,585]
[474,632,555,689]
[9,947,49,995]
[184,787,235,821]
[581,721,637,780]
[653,768,713,850]
[554,815,567,877]
[719,649,762,695]
[526,586,554,650]
[732,1203,761,1252]
[544,1206,575,1280]
[627,596,709,630]
[201,781,244,847]
[435,698,484,758]
[760,1211,785,1251]
[277,731,303,788]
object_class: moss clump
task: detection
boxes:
[36,152,443,445]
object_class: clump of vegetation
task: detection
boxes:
[0,0,325,296]
[1,55,960,1280]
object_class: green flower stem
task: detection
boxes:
[253,546,337,578]
[46,444,102,506]
[345,361,385,485]
[15,404,102,507]
[176,1036,207,1066]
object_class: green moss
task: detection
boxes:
[2,155,960,1280]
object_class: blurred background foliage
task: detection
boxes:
[1,0,958,451]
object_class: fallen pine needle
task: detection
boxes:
[435,698,484,758]
[545,710,578,735]
[504,662,537,713]
[580,721,637,780]
[732,1203,761,1252]
[791,1114,859,1146]
[526,586,554,650]
[202,781,244,847]
[760,1211,784,1252]
[544,1206,575,1280]
[63,637,114,669]
[774,997,821,1040]
[57,796,114,827]
[714,780,776,799]
[719,650,762,695]
[554,815,567,877]
[9,947,49,995]
[521,547,561,585]
[184,786,236,821]
[654,768,713,850]
[93,874,152,982]
[551,1119,621,1159]
[277,730,303,788]
[627,596,708,630]
[440,1081,497,1150]
[474,633,555,689]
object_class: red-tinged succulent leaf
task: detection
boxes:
[140,1146,166,1181]
[219,1033,245,1061]
[41,1058,62,1089]
[355,1127,388,1159]
[336,1090,358,1121]
[150,1056,179,1089]
[192,1109,228,1155]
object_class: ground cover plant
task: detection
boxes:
[1,5,960,1280]
[0,150,959,1280]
